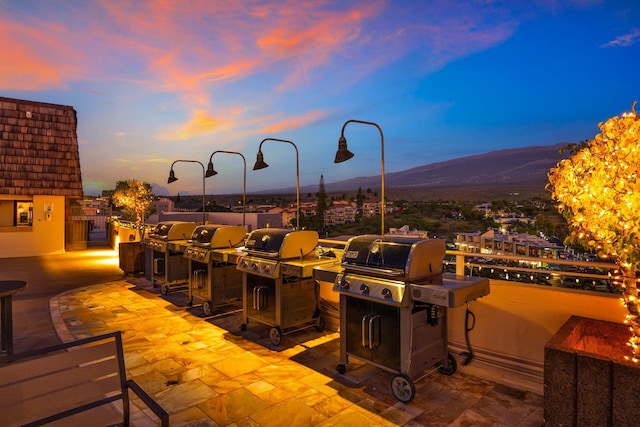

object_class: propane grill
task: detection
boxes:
[183,224,247,316]
[335,235,446,307]
[145,221,198,294]
[237,228,337,346]
[146,221,197,251]
[331,234,489,402]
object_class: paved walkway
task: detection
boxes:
[3,249,544,426]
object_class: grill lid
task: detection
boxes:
[341,235,446,280]
[244,228,318,259]
[148,221,197,241]
[189,224,246,249]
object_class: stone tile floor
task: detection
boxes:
[50,278,544,426]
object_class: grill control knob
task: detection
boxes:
[263,265,271,274]
[251,262,258,271]
[360,284,369,294]
[382,288,392,298]
[340,278,350,289]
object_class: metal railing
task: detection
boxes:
[447,250,620,294]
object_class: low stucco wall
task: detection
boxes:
[448,279,626,393]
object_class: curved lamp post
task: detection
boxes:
[206,150,246,227]
[167,159,206,224]
[335,119,385,237]
[253,138,300,229]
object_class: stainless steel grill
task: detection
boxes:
[182,224,247,316]
[237,228,337,346]
[145,221,198,294]
[330,234,489,402]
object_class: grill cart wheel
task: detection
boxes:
[314,315,325,332]
[161,285,170,295]
[240,323,247,331]
[336,364,346,375]
[391,374,415,403]
[269,326,282,346]
[202,301,214,316]
[437,353,458,376]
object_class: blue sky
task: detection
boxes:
[2,0,639,197]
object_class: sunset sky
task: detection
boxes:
[2,0,639,197]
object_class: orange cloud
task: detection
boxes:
[0,19,87,90]
[261,109,327,134]
[159,109,223,140]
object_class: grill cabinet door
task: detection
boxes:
[244,275,276,324]
[212,263,243,302]
[345,296,401,371]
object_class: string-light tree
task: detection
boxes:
[111,179,155,231]
[547,101,640,362]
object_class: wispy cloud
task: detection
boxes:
[261,109,328,133]
[602,28,640,48]
[0,19,87,90]
[159,109,224,141]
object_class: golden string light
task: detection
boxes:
[548,101,640,362]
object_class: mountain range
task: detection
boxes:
[299,142,571,201]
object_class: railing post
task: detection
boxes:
[456,253,466,276]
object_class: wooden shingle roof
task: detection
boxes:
[0,96,83,197]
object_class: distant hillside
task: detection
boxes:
[301,142,571,201]
[245,142,570,202]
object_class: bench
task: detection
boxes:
[0,331,169,427]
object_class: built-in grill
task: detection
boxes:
[236,228,338,346]
[145,221,198,294]
[182,224,247,316]
[331,234,490,402]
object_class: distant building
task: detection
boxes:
[475,202,492,217]
[151,197,174,214]
[324,200,356,226]
[148,211,281,232]
[456,229,564,259]
[388,225,428,237]
[0,97,84,257]
[493,213,535,233]
[300,201,316,217]
[362,199,382,216]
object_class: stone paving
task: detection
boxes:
[49,277,544,427]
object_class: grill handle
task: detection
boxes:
[253,286,268,311]
[361,314,381,349]
[193,270,206,290]
[344,265,404,277]
[361,315,369,348]
[253,286,260,310]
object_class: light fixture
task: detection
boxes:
[334,136,355,163]
[254,138,300,229]
[167,169,177,184]
[206,150,247,226]
[335,119,385,237]
[167,159,206,224]
[253,151,269,170]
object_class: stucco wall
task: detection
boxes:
[448,279,626,393]
[0,195,65,258]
